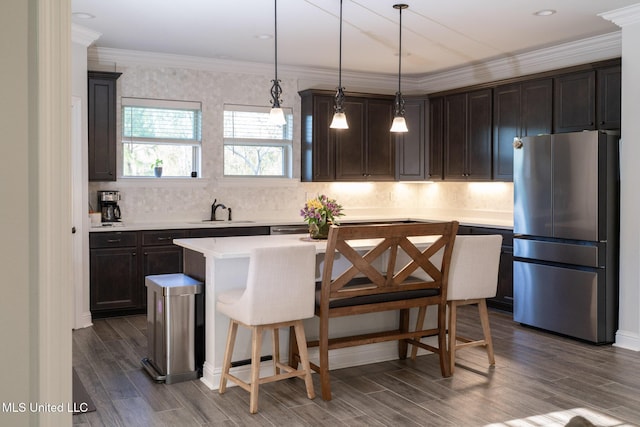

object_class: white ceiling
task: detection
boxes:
[71,0,636,77]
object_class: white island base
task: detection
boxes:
[175,234,438,390]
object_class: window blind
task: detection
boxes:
[122,98,202,144]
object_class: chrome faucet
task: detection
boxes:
[211,199,231,221]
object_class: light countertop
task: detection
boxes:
[174,233,439,259]
[89,213,513,232]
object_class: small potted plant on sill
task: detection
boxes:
[152,159,163,177]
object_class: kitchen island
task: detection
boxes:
[174,233,440,390]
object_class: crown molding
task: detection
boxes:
[417,31,621,93]
[89,31,621,95]
[88,47,414,93]
[599,4,640,27]
[71,24,101,47]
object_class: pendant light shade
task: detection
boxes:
[390,115,409,132]
[391,4,408,133]
[330,0,348,129]
[330,111,348,129]
[269,107,286,125]
[269,0,287,125]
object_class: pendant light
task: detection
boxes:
[390,4,409,133]
[330,0,348,129]
[269,0,286,125]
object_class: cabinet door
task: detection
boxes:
[142,247,184,276]
[443,93,467,180]
[462,226,514,312]
[493,84,521,181]
[142,246,184,308]
[521,78,552,137]
[310,95,335,181]
[491,246,514,311]
[88,71,121,181]
[428,97,444,180]
[554,70,596,133]
[90,247,138,312]
[365,99,395,180]
[493,80,551,181]
[597,66,621,130]
[335,100,366,181]
[466,89,492,180]
[396,99,426,180]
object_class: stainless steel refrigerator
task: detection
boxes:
[513,130,619,343]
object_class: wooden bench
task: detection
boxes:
[289,221,459,400]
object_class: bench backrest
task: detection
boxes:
[319,221,459,307]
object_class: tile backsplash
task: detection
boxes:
[89,180,512,224]
[88,62,513,224]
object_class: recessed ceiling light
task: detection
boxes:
[73,12,95,19]
[534,9,556,16]
[256,34,273,40]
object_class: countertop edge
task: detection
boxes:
[89,216,513,232]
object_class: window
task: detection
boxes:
[122,98,202,177]
[223,104,293,178]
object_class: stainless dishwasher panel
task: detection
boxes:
[270,225,309,235]
[513,260,602,342]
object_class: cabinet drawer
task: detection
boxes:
[141,229,189,246]
[90,231,137,248]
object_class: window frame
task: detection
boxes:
[121,97,202,178]
[222,104,294,179]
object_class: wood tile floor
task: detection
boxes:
[73,307,640,426]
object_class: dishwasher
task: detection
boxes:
[269,225,310,235]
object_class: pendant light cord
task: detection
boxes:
[274,0,278,83]
[397,5,402,94]
[338,0,343,90]
[270,0,282,109]
[392,4,408,120]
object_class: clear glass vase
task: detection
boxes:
[309,222,330,239]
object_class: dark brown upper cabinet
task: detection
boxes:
[428,97,444,181]
[443,89,492,181]
[300,92,334,182]
[554,70,596,133]
[395,98,426,181]
[553,65,621,133]
[597,65,621,130]
[300,90,395,182]
[493,79,552,180]
[88,71,121,181]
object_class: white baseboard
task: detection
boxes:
[614,329,640,351]
[73,311,93,330]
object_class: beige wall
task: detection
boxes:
[0,0,33,423]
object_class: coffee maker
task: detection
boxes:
[98,190,122,222]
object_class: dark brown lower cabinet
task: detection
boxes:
[90,226,268,318]
[90,232,140,316]
[457,225,513,312]
[90,247,138,313]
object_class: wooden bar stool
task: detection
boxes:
[412,234,502,373]
[216,245,316,414]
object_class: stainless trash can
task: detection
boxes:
[141,273,203,384]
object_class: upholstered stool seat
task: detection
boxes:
[412,234,503,373]
[217,244,316,414]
